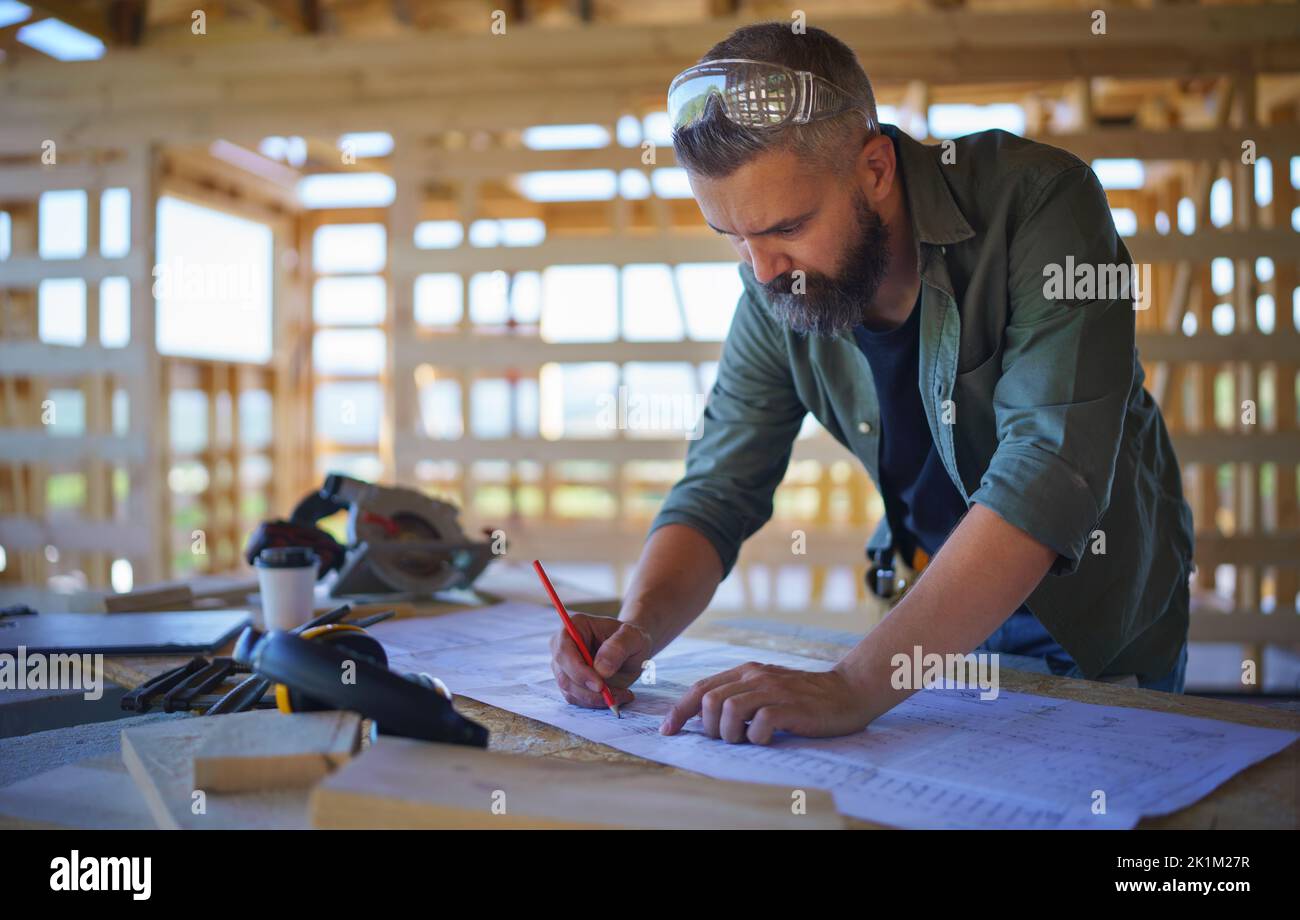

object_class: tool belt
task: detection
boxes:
[865,543,930,601]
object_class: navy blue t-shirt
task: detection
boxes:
[852,295,1068,667]
[851,294,968,564]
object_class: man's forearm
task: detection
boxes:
[834,503,1058,723]
[621,523,724,657]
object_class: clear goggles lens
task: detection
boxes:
[669,64,802,129]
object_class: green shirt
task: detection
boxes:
[649,123,1194,681]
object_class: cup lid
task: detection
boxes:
[255,546,319,569]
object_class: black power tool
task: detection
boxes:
[244,473,497,597]
[232,623,488,747]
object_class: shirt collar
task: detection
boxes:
[882,123,975,247]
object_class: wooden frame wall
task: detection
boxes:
[0,145,165,588]
[0,6,1295,673]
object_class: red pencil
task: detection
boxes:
[533,559,621,718]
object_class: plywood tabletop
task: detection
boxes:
[21,564,1297,830]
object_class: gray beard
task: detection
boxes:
[764,201,891,338]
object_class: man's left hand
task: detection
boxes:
[659,662,870,744]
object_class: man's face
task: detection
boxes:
[691,147,892,337]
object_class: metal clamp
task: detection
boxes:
[865,547,903,600]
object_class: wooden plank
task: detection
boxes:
[1192,257,1220,594]
[1194,531,1300,567]
[391,435,783,465]
[1031,123,1300,163]
[0,159,138,198]
[191,709,362,793]
[125,143,166,585]
[162,145,299,216]
[0,431,149,464]
[103,583,193,613]
[3,6,1298,91]
[1125,227,1297,263]
[394,337,723,369]
[1190,612,1300,644]
[0,251,148,285]
[271,212,313,516]
[1136,332,1300,364]
[375,225,1297,274]
[385,132,419,483]
[120,713,314,829]
[395,125,1300,179]
[390,235,735,274]
[2,10,1294,145]
[86,573,258,612]
[0,514,152,555]
[79,180,110,588]
[310,735,843,829]
[1171,432,1300,465]
[1267,101,1299,617]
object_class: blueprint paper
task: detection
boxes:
[372,602,557,660]
[370,603,1298,829]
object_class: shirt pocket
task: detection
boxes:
[951,345,1004,492]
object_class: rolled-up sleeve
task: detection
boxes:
[970,164,1136,574]
[646,277,807,579]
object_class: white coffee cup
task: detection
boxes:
[255,547,319,631]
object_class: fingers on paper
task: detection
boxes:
[551,632,634,708]
[715,690,787,744]
[553,667,633,708]
[660,664,745,735]
[661,663,798,744]
[744,704,802,745]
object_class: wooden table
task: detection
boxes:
[449,617,1299,830]
[14,563,1300,829]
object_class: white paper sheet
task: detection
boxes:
[370,603,1298,829]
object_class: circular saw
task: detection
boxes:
[245,473,496,598]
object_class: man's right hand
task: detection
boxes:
[549,614,652,709]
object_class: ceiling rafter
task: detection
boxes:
[248,0,324,34]
[27,1,149,45]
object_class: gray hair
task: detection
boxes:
[671,22,879,179]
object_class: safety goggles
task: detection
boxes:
[667,58,865,131]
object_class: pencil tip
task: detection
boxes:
[613,705,622,718]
